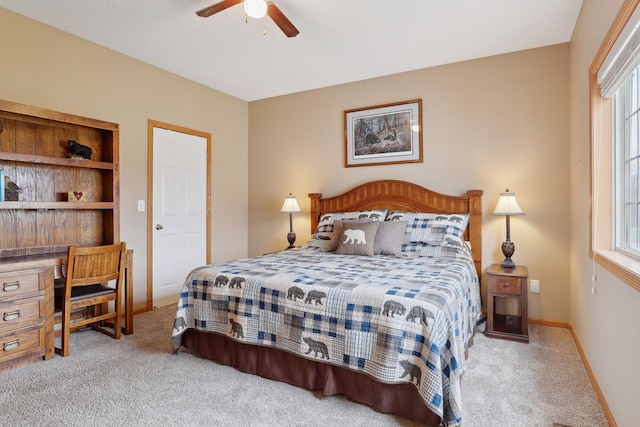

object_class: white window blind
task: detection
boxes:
[598,5,640,98]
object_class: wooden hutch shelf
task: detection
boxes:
[0,202,115,210]
[0,151,116,170]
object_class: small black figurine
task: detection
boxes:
[4,175,22,201]
[68,139,92,160]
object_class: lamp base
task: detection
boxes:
[500,240,516,269]
[286,232,296,249]
[500,258,516,269]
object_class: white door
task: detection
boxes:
[151,125,208,308]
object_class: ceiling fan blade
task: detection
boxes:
[266,1,299,38]
[196,0,242,17]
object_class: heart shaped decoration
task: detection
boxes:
[73,191,83,201]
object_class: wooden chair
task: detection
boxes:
[54,242,126,357]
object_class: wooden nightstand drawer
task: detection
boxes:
[0,271,41,298]
[0,324,45,363]
[491,275,523,296]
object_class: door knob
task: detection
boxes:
[155,224,164,230]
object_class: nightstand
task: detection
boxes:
[486,264,529,343]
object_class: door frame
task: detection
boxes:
[147,120,212,311]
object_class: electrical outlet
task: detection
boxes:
[530,279,540,293]
[137,200,145,212]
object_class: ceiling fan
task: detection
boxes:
[196,0,299,38]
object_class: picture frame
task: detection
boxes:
[344,99,422,167]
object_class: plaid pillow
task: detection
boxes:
[303,213,347,250]
[398,242,471,259]
[387,210,469,249]
[397,242,425,258]
[352,209,387,222]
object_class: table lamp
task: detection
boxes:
[492,189,524,269]
[281,193,302,249]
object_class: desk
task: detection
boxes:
[0,250,133,365]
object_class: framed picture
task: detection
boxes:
[344,99,422,167]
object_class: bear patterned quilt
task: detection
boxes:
[172,247,481,426]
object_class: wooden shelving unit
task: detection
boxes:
[0,99,120,258]
[0,99,120,371]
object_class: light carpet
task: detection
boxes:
[2,305,608,426]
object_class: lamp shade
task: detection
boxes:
[280,194,302,213]
[492,190,524,216]
[244,0,267,18]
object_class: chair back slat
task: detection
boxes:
[68,244,125,288]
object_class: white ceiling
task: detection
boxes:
[0,0,583,102]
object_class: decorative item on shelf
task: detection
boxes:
[280,193,302,249]
[68,139,93,160]
[68,190,89,202]
[0,169,4,201]
[3,174,22,201]
[492,189,525,269]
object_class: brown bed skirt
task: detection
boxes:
[180,329,441,426]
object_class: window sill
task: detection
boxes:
[594,250,640,292]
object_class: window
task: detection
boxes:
[614,66,640,258]
[591,0,640,291]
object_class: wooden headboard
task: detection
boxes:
[309,180,483,280]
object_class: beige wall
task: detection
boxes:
[570,1,640,425]
[249,44,571,322]
[0,9,250,312]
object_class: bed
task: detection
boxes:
[172,180,483,426]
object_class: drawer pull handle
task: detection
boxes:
[3,339,19,352]
[504,282,510,287]
[3,310,20,321]
[2,281,20,292]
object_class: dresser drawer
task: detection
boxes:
[0,271,41,298]
[491,275,523,296]
[0,324,45,363]
[0,297,42,333]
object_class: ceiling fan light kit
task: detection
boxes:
[244,0,267,19]
[196,0,299,38]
